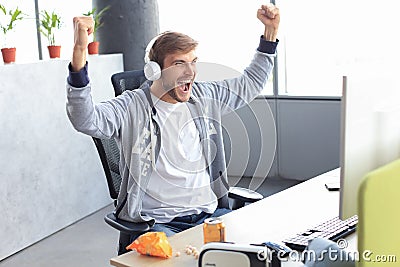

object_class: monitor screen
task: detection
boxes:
[339,71,400,220]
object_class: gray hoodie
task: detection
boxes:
[66,38,277,225]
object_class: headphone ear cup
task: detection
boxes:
[144,61,161,81]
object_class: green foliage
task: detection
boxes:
[40,10,62,45]
[83,5,110,42]
[0,4,25,36]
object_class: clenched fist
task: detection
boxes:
[257,4,280,41]
[71,16,94,71]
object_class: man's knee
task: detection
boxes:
[212,208,231,217]
[150,224,178,237]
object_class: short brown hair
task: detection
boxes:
[148,31,198,69]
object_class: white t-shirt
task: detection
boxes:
[141,94,218,223]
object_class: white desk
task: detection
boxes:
[110,169,356,266]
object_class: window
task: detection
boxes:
[160,0,400,97]
[277,0,400,96]
[1,1,38,63]
[5,0,398,96]
[36,0,91,60]
[158,0,274,95]
[1,0,91,63]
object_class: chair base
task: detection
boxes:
[118,232,131,255]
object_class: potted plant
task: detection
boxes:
[0,4,25,64]
[83,6,110,55]
[39,10,62,58]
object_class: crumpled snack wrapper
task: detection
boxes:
[126,232,172,259]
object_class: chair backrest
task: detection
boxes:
[111,69,147,96]
[92,70,146,204]
[92,137,121,205]
[357,158,400,267]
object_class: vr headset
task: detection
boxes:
[198,242,286,267]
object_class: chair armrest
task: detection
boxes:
[228,187,263,210]
[104,212,151,234]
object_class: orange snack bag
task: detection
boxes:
[126,232,172,259]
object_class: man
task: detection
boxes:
[66,4,280,242]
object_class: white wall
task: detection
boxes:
[277,99,341,180]
[222,99,278,179]
[224,97,341,182]
[0,54,123,260]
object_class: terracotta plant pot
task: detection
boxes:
[48,45,61,58]
[88,41,100,55]
[1,47,16,64]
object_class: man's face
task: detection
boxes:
[160,50,197,103]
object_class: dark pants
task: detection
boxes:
[129,208,231,242]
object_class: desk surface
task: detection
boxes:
[110,169,356,267]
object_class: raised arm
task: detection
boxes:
[66,17,130,139]
[198,4,280,115]
[71,16,94,72]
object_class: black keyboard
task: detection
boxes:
[283,215,358,251]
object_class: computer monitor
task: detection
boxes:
[339,71,400,220]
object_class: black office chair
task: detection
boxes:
[92,137,152,255]
[110,69,147,97]
[92,70,264,255]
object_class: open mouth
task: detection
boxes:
[177,80,192,92]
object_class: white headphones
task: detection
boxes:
[144,32,166,81]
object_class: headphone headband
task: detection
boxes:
[144,31,170,64]
[143,32,166,81]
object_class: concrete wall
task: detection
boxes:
[0,54,123,260]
